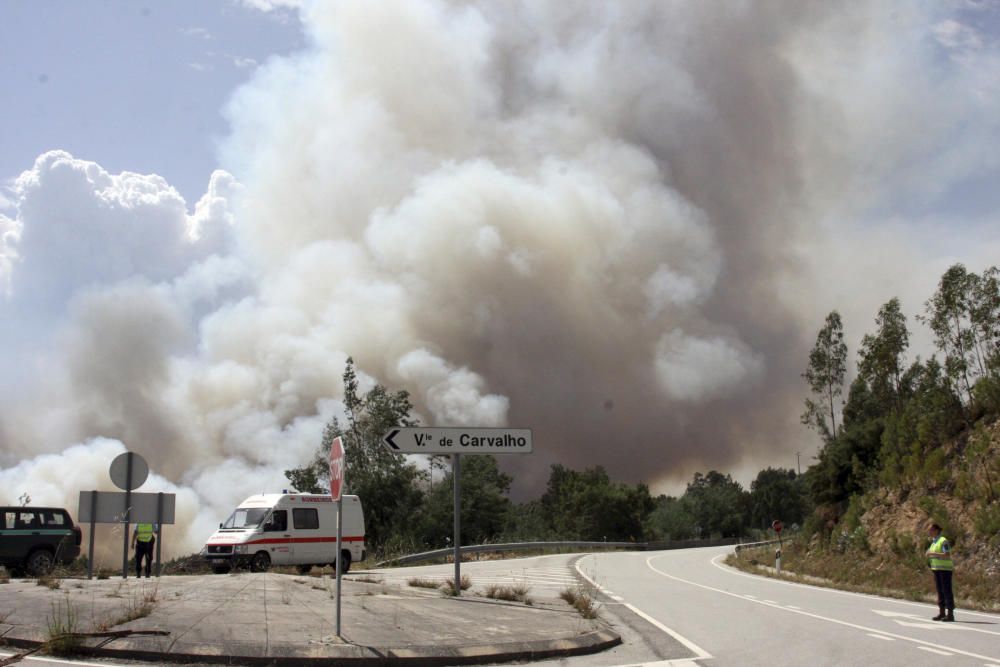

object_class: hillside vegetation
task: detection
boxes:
[747,263,1000,609]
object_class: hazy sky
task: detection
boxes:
[2,1,999,558]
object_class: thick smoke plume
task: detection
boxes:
[2,1,999,558]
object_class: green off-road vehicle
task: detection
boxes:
[0,507,82,576]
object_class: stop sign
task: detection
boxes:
[772,519,784,534]
[329,436,345,501]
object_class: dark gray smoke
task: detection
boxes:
[2,1,999,556]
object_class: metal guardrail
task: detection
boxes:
[734,538,782,553]
[376,541,638,567]
[376,537,747,567]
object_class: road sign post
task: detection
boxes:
[453,453,461,596]
[110,452,150,579]
[382,427,532,598]
[772,519,784,575]
[329,437,345,636]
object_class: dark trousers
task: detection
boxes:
[135,538,155,577]
[933,569,954,611]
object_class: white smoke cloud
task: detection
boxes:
[3,0,1000,554]
[655,329,764,402]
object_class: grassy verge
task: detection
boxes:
[45,597,82,656]
[483,583,532,605]
[727,539,1000,613]
[560,586,598,619]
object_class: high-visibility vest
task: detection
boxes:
[135,523,155,543]
[928,535,953,571]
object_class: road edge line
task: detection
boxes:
[710,553,1000,622]
[574,555,712,661]
[646,554,1000,664]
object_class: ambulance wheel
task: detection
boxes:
[212,564,231,575]
[296,564,312,575]
[339,550,351,574]
[250,552,271,573]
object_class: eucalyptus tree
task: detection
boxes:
[858,298,909,411]
[802,311,848,442]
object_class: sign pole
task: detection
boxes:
[87,491,97,580]
[336,496,343,636]
[453,453,461,597]
[328,436,345,638]
[155,492,164,577]
[122,452,133,579]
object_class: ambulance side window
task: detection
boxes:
[264,510,287,532]
[292,508,319,530]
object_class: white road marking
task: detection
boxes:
[617,660,703,666]
[763,599,777,604]
[873,609,1000,637]
[648,555,1000,664]
[712,552,1000,622]
[895,620,944,630]
[0,652,129,667]
[786,605,801,610]
[917,646,954,656]
[867,633,895,641]
[575,556,712,661]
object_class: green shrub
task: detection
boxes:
[973,503,1000,542]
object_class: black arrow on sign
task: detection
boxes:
[385,429,400,450]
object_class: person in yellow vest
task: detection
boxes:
[131,522,157,578]
[924,523,954,621]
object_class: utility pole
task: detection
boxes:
[796,452,802,476]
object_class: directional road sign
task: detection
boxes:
[382,428,532,454]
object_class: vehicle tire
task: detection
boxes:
[296,564,312,575]
[250,551,271,573]
[26,549,55,577]
[339,550,351,574]
[212,563,231,575]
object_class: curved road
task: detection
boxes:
[572,546,1000,667]
[372,546,1000,667]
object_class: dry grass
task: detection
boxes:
[440,575,472,596]
[727,539,1000,613]
[45,597,81,655]
[407,577,442,589]
[483,583,532,604]
[0,570,10,584]
[560,586,598,619]
[36,575,61,590]
[348,575,383,584]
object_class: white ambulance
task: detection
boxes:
[203,493,365,574]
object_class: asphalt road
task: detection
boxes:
[374,547,1000,667]
[5,547,999,667]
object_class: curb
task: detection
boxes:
[1,628,621,666]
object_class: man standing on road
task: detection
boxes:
[131,522,156,578]
[925,523,955,622]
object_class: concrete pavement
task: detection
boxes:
[0,567,618,665]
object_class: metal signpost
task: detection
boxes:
[382,427,532,596]
[109,452,149,579]
[78,451,175,580]
[329,436,345,636]
[772,519,784,574]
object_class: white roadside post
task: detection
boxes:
[329,436,346,636]
[772,519,784,575]
[381,427,533,598]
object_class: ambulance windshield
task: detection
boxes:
[222,508,269,529]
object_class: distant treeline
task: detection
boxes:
[289,264,1000,556]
